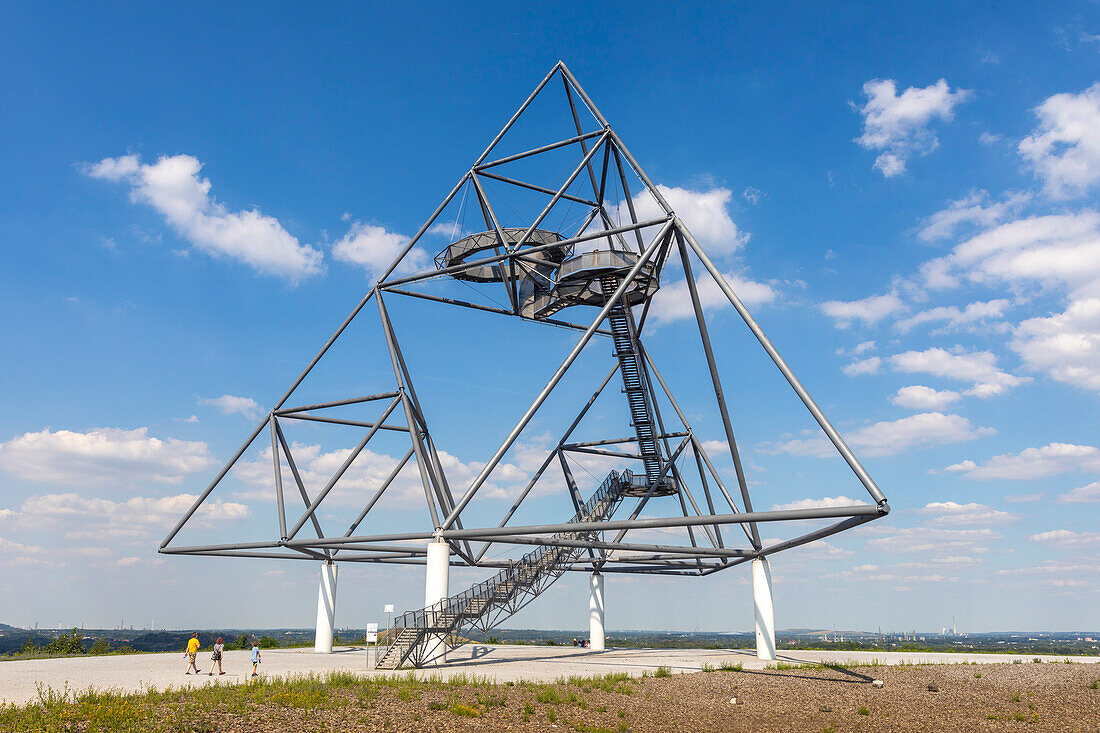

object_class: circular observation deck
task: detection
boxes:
[435,228,572,283]
[524,249,660,318]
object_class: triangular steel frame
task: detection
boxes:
[160,62,889,578]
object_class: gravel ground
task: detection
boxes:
[160,662,1100,732]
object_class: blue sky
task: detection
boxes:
[1,2,1098,634]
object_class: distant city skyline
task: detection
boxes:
[1,2,1098,633]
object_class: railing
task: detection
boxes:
[378,470,628,668]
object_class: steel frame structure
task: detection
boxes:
[160,62,889,579]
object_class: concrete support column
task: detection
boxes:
[589,572,605,651]
[752,557,775,661]
[314,561,338,653]
[423,536,450,665]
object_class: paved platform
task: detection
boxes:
[2,645,1097,706]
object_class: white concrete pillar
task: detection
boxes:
[589,572,605,651]
[423,537,450,665]
[314,561,338,653]
[752,557,775,661]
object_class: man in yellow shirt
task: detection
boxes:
[185,633,201,674]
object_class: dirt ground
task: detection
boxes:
[170,662,1100,732]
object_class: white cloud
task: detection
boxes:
[1011,297,1100,392]
[854,341,876,355]
[331,221,429,280]
[944,442,1100,480]
[893,299,1011,334]
[0,427,214,487]
[855,78,970,176]
[917,191,1030,242]
[624,185,749,257]
[842,356,881,376]
[235,439,545,510]
[200,394,261,419]
[1005,492,1046,503]
[742,187,766,206]
[889,347,1028,397]
[1028,529,1100,548]
[770,496,870,511]
[1018,83,1100,199]
[1057,480,1100,504]
[919,501,1017,525]
[11,492,249,533]
[650,270,776,325]
[891,385,961,410]
[921,212,1100,298]
[911,211,1100,392]
[84,154,322,281]
[820,292,904,328]
[115,556,143,567]
[0,536,42,555]
[866,527,998,554]
[759,412,993,458]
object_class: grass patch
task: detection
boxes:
[655,666,672,678]
[858,706,870,715]
[451,701,480,717]
[719,661,743,672]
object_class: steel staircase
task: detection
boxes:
[375,470,629,669]
[598,275,668,493]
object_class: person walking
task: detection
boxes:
[250,640,261,677]
[208,636,225,676]
[184,633,200,675]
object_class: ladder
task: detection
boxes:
[375,470,628,669]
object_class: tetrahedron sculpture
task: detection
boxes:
[161,62,889,667]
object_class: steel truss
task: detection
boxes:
[161,62,888,586]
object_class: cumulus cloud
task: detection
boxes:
[1057,480,1100,504]
[854,78,970,176]
[889,347,1028,397]
[891,385,961,410]
[1018,83,1100,199]
[623,185,749,257]
[820,292,904,328]
[920,212,1100,298]
[234,436,584,513]
[0,427,214,487]
[1011,297,1100,392]
[944,442,1100,480]
[9,492,249,535]
[84,154,322,281]
[841,357,881,376]
[650,270,776,325]
[912,211,1100,392]
[893,299,1011,335]
[200,394,261,419]
[770,496,870,511]
[919,501,1017,525]
[917,190,1030,242]
[865,527,998,555]
[759,412,993,458]
[1028,529,1100,548]
[331,221,430,280]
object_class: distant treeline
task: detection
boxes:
[0,628,318,659]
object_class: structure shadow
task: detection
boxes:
[737,665,876,685]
